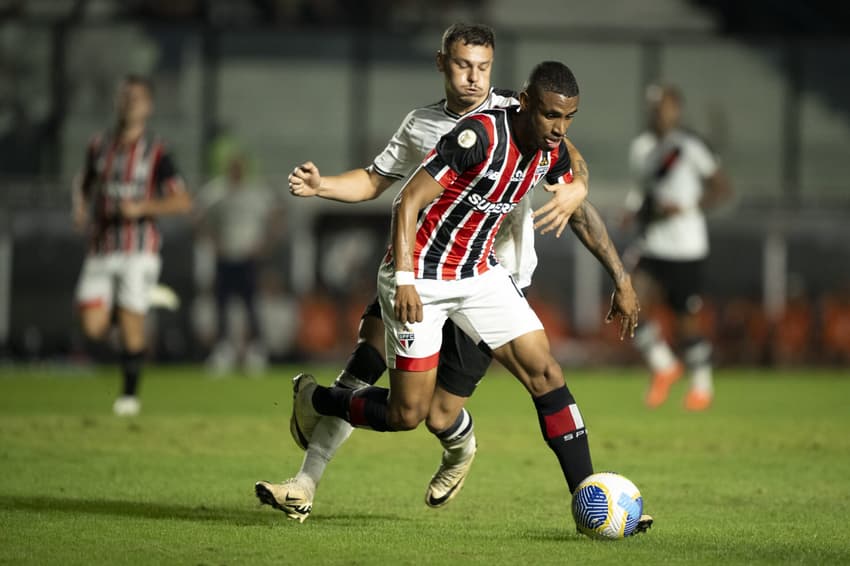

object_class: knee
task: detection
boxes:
[80,316,109,341]
[388,404,427,431]
[524,357,565,397]
[425,408,457,434]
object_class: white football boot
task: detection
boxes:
[425,437,477,508]
[112,395,141,417]
[289,373,320,450]
[255,479,314,523]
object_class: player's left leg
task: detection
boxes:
[633,261,683,408]
[111,253,161,416]
[115,307,146,416]
[492,331,593,493]
[453,266,593,493]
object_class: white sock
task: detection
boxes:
[294,416,353,491]
[635,322,678,373]
[684,340,713,393]
[436,409,476,465]
[647,342,678,373]
[690,366,714,394]
[441,430,476,465]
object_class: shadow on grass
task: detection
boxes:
[0,495,407,526]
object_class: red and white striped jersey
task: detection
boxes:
[80,130,185,255]
[411,105,573,281]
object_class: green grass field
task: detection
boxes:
[1,365,849,565]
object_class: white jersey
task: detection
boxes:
[626,128,719,261]
[371,88,538,288]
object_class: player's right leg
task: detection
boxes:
[258,303,388,521]
[422,321,490,508]
[76,254,114,341]
[631,263,683,408]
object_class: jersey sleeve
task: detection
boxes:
[423,117,489,184]
[154,151,186,196]
[370,110,419,180]
[79,135,101,196]
[544,140,573,184]
[687,137,719,178]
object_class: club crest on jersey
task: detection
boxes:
[397,328,415,349]
[457,129,477,149]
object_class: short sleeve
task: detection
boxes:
[154,151,186,196]
[371,111,418,180]
[426,118,489,177]
[687,137,719,178]
[544,140,573,184]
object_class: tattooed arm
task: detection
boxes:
[532,137,590,237]
[569,201,640,339]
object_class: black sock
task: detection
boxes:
[120,350,144,397]
[312,385,391,431]
[343,342,387,386]
[533,386,593,493]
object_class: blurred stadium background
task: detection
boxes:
[1,0,849,369]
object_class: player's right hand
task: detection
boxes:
[288,161,322,197]
[394,285,423,324]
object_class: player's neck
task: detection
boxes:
[509,111,536,156]
[445,94,487,117]
[115,122,146,145]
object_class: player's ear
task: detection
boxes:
[435,51,446,72]
[519,90,530,111]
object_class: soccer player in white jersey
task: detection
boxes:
[624,84,732,411]
[72,75,192,416]
[260,60,648,531]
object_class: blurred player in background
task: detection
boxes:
[623,83,732,411]
[195,152,282,375]
[71,74,192,416]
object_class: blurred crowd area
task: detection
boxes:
[1,1,849,369]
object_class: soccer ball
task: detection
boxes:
[571,472,644,539]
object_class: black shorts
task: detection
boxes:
[362,297,492,397]
[636,256,705,314]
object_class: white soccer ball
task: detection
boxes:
[571,472,644,539]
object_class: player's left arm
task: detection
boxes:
[568,200,639,339]
[691,138,732,211]
[392,168,444,324]
[121,153,193,219]
[533,136,589,238]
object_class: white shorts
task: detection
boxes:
[377,262,543,371]
[75,252,162,314]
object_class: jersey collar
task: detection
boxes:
[442,88,494,119]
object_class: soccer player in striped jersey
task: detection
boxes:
[281,61,648,531]
[257,27,637,523]
[72,75,192,416]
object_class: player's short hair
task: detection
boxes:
[646,83,682,106]
[121,74,155,98]
[524,61,579,99]
[440,23,495,53]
